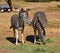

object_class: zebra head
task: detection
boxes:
[18,8,31,25]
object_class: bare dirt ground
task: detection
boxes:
[0,1,60,53]
[0,11,60,46]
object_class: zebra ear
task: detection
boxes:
[27,8,31,14]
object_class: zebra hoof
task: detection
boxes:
[34,40,36,44]
[34,42,36,44]
[22,41,24,44]
[15,42,18,45]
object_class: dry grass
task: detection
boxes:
[0,1,60,53]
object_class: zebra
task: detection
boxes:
[31,11,48,44]
[10,8,31,45]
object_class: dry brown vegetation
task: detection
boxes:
[0,1,60,53]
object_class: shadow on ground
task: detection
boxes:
[26,35,39,43]
[6,37,21,44]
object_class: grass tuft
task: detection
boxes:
[46,38,54,43]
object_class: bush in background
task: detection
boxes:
[24,0,60,2]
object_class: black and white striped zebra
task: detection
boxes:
[10,8,31,45]
[32,11,48,44]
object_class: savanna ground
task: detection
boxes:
[0,1,60,53]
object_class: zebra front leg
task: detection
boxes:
[15,29,18,45]
[21,33,24,44]
[34,29,37,44]
[21,30,24,44]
